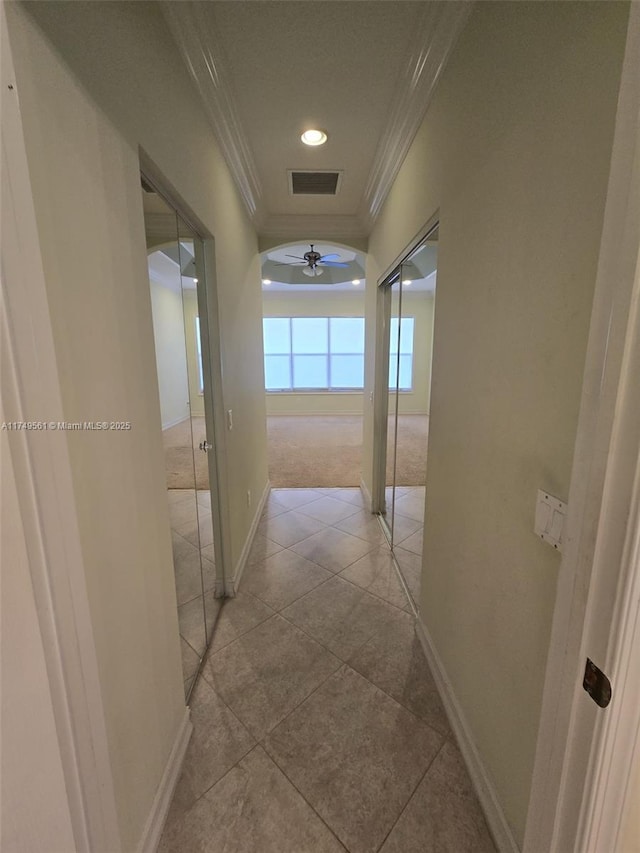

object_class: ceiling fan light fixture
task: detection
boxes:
[301,129,327,147]
[303,265,323,277]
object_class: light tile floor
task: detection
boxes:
[168,488,221,696]
[383,485,426,605]
[159,487,496,853]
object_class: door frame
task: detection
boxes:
[523,6,640,850]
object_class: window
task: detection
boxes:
[389,317,415,391]
[263,316,413,392]
[195,317,204,393]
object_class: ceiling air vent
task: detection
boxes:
[289,170,342,196]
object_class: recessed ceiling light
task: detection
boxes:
[193,278,198,283]
[352,279,361,285]
[301,129,327,147]
[402,279,412,285]
[262,279,271,285]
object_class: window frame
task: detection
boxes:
[263,315,414,393]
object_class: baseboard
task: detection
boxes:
[227,479,271,596]
[360,478,373,513]
[415,618,520,853]
[162,415,190,431]
[136,707,193,853]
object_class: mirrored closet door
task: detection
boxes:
[376,225,438,610]
[143,180,224,698]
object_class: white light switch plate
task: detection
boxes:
[535,490,566,552]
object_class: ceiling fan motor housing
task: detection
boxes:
[304,245,322,268]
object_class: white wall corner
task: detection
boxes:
[136,708,192,853]
[227,479,271,596]
[415,618,520,853]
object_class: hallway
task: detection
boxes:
[159,488,495,852]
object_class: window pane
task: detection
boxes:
[398,354,413,390]
[293,355,327,388]
[195,316,204,393]
[292,318,328,354]
[399,317,415,354]
[331,355,364,388]
[330,318,364,354]
[388,352,401,389]
[265,355,291,389]
[389,317,400,354]
[263,318,290,354]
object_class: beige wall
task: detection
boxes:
[263,289,433,415]
[182,289,205,419]
[363,1,628,844]
[396,291,434,415]
[621,755,640,853]
[1,420,76,852]
[149,280,191,428]
[8,2,267,850]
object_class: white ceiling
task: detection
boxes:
[262,242,365,291]
[204,2,422,218]
[162,1,471,240]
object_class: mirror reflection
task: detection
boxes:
[379,226,438,609]
[143,182,222,698]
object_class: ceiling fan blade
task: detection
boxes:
[319,253,341,261]
[320,261,350,268]
[275,261,306,266]
[285,254,307,260]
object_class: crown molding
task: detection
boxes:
[161,1,262,218]
[257,213,369,244]
[162,1,472,235]
[359,1,473,226]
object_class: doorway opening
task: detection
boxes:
[261,242,367,489]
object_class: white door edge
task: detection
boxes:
[524,7,640,852]
[1,7,121,850]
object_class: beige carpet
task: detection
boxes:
[267,414,428,488]
[163,414,428,490]
[163,417,210,490]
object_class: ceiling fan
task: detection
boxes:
[276,244,349,277]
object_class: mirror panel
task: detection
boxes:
[376,225,438,611]
[176,217,223,650]
[144,185,223,699]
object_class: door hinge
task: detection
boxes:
[583,658,612,708]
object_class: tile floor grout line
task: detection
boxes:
[201,593,276,659]
[333,568,412,615]
[163,488,481,852]
[373,738,448,853]
[288,537,379,574]
[260,741,351,853]
[173,740,260,819]
[171,679,260,815]
[297,530,378,571]
[202,611,343,742]
[277,605,378,669]
[257,660,348,749]
[260,660,445,853]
